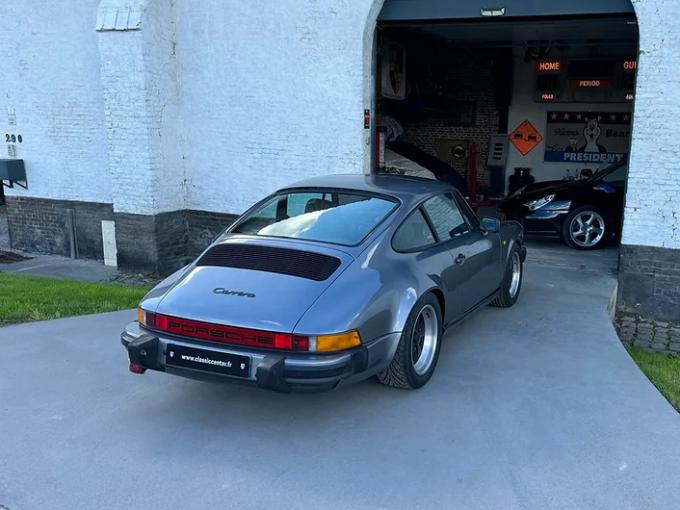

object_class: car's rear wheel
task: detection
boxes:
[562,206,607,250]
[377,294,442,390]
[490,246,523,308]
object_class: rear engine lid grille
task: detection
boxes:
[196,244,342,281]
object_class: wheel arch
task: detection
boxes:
[428,287,446,320]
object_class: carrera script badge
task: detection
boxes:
[213,288,256,298]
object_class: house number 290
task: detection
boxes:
[5,133,22,143]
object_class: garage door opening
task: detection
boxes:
[373,1,639,252]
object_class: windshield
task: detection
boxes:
[231,190,398,246]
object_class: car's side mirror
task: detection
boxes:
[481,217,501,234]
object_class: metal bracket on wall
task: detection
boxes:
[1,179,28,190]
[0,159,27,189]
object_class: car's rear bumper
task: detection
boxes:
[121,322,400,392]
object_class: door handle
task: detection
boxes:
[455,253,466,265]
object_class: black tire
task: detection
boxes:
[377,293,443,390]
[490,245,523,308]
[562,205,608,250]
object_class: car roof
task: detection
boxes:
[280,173,454,200]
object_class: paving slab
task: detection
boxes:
[1,243,679,510]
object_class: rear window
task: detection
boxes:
[231,190,397,246]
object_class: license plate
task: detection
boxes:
[166,344,251,378]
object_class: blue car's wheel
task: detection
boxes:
[490,245,523,308]
[377,293,443,389]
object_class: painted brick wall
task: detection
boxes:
[622,0,680,250]
[4,197,114,259]
[97,0,184,216]
[174,0,377,216]
[0,0,112,204]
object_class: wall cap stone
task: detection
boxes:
[96,6,143,31]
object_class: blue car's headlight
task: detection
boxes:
[524,194,555,211]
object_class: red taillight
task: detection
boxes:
[154,313,167,330]
[145,311,156,328]
[129,362,146,374]
[293,335,310,351]
[152,314,310,351]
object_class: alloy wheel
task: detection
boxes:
[411,304,438,376]
[509,251,522,298]
[569,211,605,248]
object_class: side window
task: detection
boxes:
[393,209,436,251]
[234,197,280,234]
[452,192,480,230]
[422,194,469,241]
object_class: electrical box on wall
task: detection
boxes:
[487,135,508,167]
[0,159,26,187]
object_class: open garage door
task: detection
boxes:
[374,0,638,252]
[379,0,634,21]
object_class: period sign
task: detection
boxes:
[544,111,631,164]
[509,120,542,156]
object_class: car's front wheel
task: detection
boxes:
[377,294,442,390]
[562,206,608,250]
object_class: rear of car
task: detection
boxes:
[121,187,403,392]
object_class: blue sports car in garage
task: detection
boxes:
[122,174,526,391]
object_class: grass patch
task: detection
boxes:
[628,347,680,412]
[0,272,148,325]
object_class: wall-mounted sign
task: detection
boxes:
[537,60,561,73]
[509,120,543,156]
[535,57,636,103]
[381,41,406,100]
[544,111,631,164]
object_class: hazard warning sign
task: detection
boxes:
[509,120,543,156]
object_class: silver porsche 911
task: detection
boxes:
[122,174,526,391]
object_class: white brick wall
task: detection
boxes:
[175,0,377,214]
[97,0,183,215]
[0,0,112,204]
[623,0,680,249]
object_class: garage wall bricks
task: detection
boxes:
[0,0,112,205]
[174,0,378,214]
[622,0,680,251]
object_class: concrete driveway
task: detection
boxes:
[2,241,680,510]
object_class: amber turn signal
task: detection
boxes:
[315,331,362,352]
